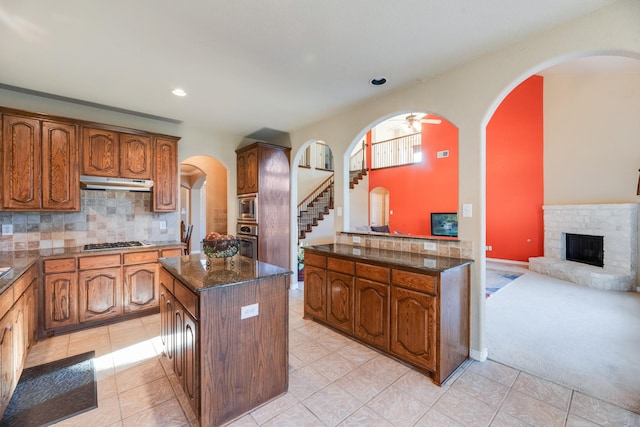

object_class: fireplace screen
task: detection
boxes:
[565,233,604,267]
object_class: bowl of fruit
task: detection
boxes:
[202,232,239,258]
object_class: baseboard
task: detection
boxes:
[486,258,529,267]
[469,347,488,362]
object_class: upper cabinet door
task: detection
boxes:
[41,121,80,211]
[81,127,119,177]
[120,133,152,179]
[237,147,258,195]
[153,137,178,212]
[2,114,41,209]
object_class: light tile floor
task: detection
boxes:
[24,287,639,427]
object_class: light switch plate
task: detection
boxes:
[462,203,473,218]
[159,221,167,230]
[424,241,437,251]
[2,224,13,236]
[241,303,259,319]
[352,236,361,243]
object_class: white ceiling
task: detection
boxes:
[0,0,627,139]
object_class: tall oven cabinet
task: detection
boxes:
[236,142,290,270]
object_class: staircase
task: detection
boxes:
[297,169,368,241]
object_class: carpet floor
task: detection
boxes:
[1,351,96,427]
[486,265,640,414]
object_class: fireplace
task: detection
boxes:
[565,233,603,267]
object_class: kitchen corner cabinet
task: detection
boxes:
[1,113,79,211]
[303,245,471,385]
[153,137,178,212]
[0,264,38,416]
[236,142,291,269]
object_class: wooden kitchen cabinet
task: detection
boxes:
[120,133,152,179]
[1,114,41,210]
[304,245,471,385]
[326,257,354,333]
[43,272,79,331]
[78,266,123,323]
[0,309,15,412]
[236,146,258,194]
[123,263,159,313]
[81,127,119,177]
[354,278,389,350]
[153,137,178,212]
[390,286,437,372]
[160,285,174,361]
[41,121,80,211]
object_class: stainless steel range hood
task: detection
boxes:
[80,175,153,192]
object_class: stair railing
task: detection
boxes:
[297,174,334,222]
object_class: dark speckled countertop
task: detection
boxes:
[305,244,473,272]
[0,241,183,295]
[159,253,292,292]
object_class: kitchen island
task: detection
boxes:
[159,253,291,427]
[303,243,472,385]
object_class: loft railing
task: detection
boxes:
[371,132,421,169]
[350,140,367,172]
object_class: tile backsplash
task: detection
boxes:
[0,190,178,251]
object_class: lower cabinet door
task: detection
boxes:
[0,313,14,413]
[354,278,389,350]
[173,304,185,380]
[160,285,174,362]
[303,265,326,320]
[78,267,123,323]
[183,309,199,416]
[390,287,437,372]
[44,272,79,330]
[123,263,159,313]
[326,271,354,333]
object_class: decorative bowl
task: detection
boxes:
[203,238,239,258]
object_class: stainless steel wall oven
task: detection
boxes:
[236,223,258,260]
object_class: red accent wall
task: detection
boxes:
[368,119,458,235]
[486,75,544,261]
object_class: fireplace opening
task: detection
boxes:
[565,233,604,267]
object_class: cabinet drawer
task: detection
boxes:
[161,248,183,258]
[356,263,390,283]
[327,257,354,274]
[305,252,326,268]
[392,270,436,295]
[43,257,76,273]
[123,250,159,265]
[159,268,174,294]
[78,254,121,270]
[174,280,198,320]
[13,265,37,298]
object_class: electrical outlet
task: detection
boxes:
[486,246,493,251]
[241,303,259,319]
[159,221,167,230]
[352,248,361,256]
[424,241,437,251]
[1,224,13,236]
[352,236,361,243]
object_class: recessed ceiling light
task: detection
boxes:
[172,88,187,97]
[370,77,387,86]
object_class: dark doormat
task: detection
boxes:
[1,351,97,427]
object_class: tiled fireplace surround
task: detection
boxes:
[529,203,639,291]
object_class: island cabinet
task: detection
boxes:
[159,254,290,426]
[0,264,39,416]
[303,244,471,385]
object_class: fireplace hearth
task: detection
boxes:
[565,233,603,267]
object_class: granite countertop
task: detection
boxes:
[305,243,473,272]
[159,253,292,292]
[0,241,184,295]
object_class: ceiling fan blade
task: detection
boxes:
[421,118,442,124]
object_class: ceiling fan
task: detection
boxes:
[385,113,442,133]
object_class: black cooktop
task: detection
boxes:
[83,241,147,251]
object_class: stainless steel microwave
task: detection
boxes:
[238,194,258,222]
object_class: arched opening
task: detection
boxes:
[179,155,228,254]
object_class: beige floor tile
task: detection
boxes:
[309,352,358,381]
[564,414,601,427]
[393,369,449,406]
[451,370,509,408]
[226,414,259,426]
[334,367,390,403]
[569,392,640,426]
[260,403,325,427]
[288,353,305,372]
[361,354,410,384]
[111,339,159,372]
[118,376,176,419]
[500,389,567,427]
[303,383,363,426]
[167,373,198,424]
[289,340,333,364]
[432,387,497,427]
[115,357,167,393]
[249,392,299,425]
[467,360,519,387]
[512,371,572,411]
[337,405,394,427]
[489,411,531,427]
[288,365,331,400]
[121,398,188,427]
[366,386,429,426]
[98,375,119,400]
[338,341,379,365]
[414,408,465,427]
[68,324,110,343]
